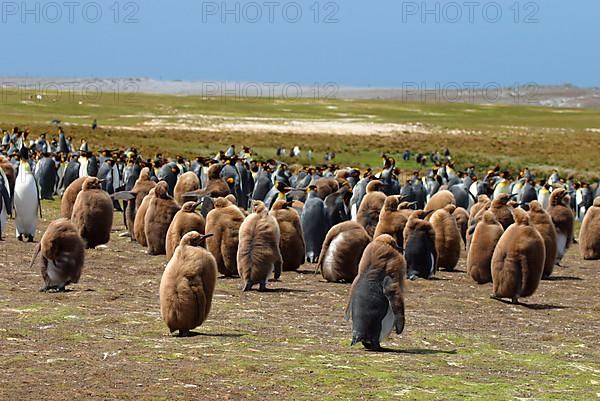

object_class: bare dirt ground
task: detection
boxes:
[1,202,599,401]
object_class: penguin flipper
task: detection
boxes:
[344,299,352,322]
[382,276,405,335]
[111,191,136,201]
[31,174,43,219]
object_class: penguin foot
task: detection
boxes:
[177,329,191,337]
[27,235,34,243]
[40,285,64,293]
[362,340,382,352]
[408,274,418,281]
[511,297,520,305]
[17,234,23,242]
[258,282,268,292]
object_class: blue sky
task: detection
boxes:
[1,0,598,87]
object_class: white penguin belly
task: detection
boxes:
[556,232,567,259]
[0,205,6,237]
[14,173,38,235]
[379,303,395,342]
[350,204,358,221]
[428,252,436,277]
[46,260,63,287]
[323,233,344,271]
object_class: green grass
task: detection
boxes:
[2,90,600,179]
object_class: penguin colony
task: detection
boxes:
[3,132,596,345]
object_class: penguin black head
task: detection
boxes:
[306,185,318,193]
[19,144,30,160]
[275,181,290,192]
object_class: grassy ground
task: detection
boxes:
[2,90,600,178]
[0,201,599,401]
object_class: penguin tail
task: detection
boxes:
[29,243,41,269]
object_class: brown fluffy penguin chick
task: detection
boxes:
[489,193,515,230]
[528,201,558,278]
[126,168,156,240]
[356,180,386,237]
[174,171,200,205]
[205,197,245,277]
[133,188,155,247]
[237,201,282,291]
[470,195,491,221]
[491,208,546,304]
[183,164,230,202]
[316,177,340,200]
[317,221,371,283]
[225,194,237,205]
[269,200,305,271]
[467,195,491,242]
[31,218,85,292]
[580,198,600,260]
[71,177,113,249]
[425,190,456,212]
[203,164,230,198]
[145,181,180,255]
[159,231,217,337]
[345,234,406,351]
[453,206,469,249]
[60,176,87,218]
[165,201,206,260]
[429,204,461,271]
[547,188,574,265]
[397,201,417,220]
[374,196,408,246]
[466,211,504,284]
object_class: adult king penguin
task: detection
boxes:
[14,146,40,241]
[301,185,329,263]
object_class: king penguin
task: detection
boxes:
[14,147,40,241]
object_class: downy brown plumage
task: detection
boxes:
[237,201,282,291]
[159,231,217,336]
[491,208,545,304]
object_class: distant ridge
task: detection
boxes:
[2,77,600,108]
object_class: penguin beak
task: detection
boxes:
[192,200,203,210]
[199,233,214,241]
[509,193,519,199]
[422,210,434,219]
